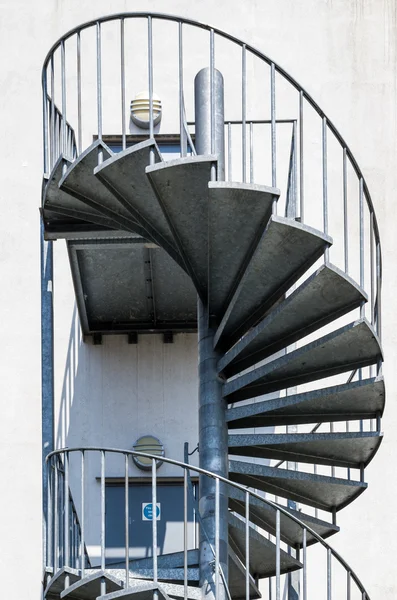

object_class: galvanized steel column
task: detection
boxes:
[195,68,228,600]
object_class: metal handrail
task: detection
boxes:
[46,446,371,599]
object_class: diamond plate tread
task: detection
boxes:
[43,156,122,234]
[127,568,199,583]
[94,139,180,260]
[208,181,279,315]
[127,550,198,571]
[214,215,332,350]
[218,263,367,377]
[228,486,339,547]
[228,512,302,578]
[146,155,216,299]
[228,548,261,600]
[228,431,383,468]
[229,459,367,512]
[98,582,171,600]
[60,571,123,599]
[44,567,80,598]
[59,140,154,242]
[226,377,385,428]
[223,319,382,403]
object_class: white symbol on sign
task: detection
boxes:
[142,502,161,521]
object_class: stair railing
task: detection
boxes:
[45,447,372,600]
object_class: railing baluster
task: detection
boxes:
[249,122,253,183]
[347,570,351,600]
[183,469,188,600]
[242,44,247,183]
[327,548,332,600]
[359,177,365,316]
[299,91,304,222]
[370,211,375,325]
[210,29,216,181]
[120,19,126,152]
[50,56,55,169]
[245,491,250,600]
[100,450,106,593]
[215,477,220,600]
[77,32,82,155]
[271,62,276,196]
[81,450,85,578]
[152,459,158,585]
[343,148,349,273]
[46,457,53,575]
[42,69,49,176]
[61,40,67,159]
[64,452,69,584]
[302,528,307,600]
[179,22,187,158]
[227,122,232,182]
[96,22,103,164]
[322,116,329,261]
[276,509,280,600]
[125,453,129,588]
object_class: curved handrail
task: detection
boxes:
[46,446,371,599]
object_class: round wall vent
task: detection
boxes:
[132,435,165,470]
[130,91,162,129]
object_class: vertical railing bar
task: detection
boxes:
[53,459,59,570]
[249,122,254,183]
[227,122,232,182]
[46,458,53,572]
[322,116,329,262]
[120,19,126,152]
[152,460,158,584]
[61,40,67,158]
[179,22,187,158]
[327,548,332,600]
[275,509,280,600]
[215,477,220,600]
[271,63,277,191]
[43,68,49,175]
[50,56,55,169]
[242,44,247,183]
[209,28,216,182]
[370,211,375,325]
[347,570,351,600]
[77,32,82,155]
[293,120,298,217]
[81,450,85,578]
[125,454,129,587]
[101,450,106,572]
[148,16,154,165]
[299,91,304,222]
[359,177,365,317]
[183,469,188,600]
[64,452,70,572]
[302,528,307,600]
[343,148,348,273]
[376,241,382,341]
[96,22,103,165]
[245,491,250,600]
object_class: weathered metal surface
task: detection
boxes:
[97,582,171,600]
[226,377,385,427]
[219,263,367,377]
[214,215,332,350]
[95,139,181,264]
[228,487,339,547]
[208,181,279,315]
[60,571,123,599]
[67,239,197,334]
[229,460,367,512]
[228,431,383,468]
[59,140,151,239]
[224,319,382,402]
[127,568,199,583]
[128,550,199,571]
[228,512,302,578]
[146,156,216,299]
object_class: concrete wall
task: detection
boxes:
[1,1,396,598]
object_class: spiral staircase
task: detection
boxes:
[41,12,384,600]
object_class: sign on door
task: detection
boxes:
[142,502,161,521]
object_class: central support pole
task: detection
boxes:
[195,67,228,600]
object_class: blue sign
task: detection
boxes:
[142,502,161,521]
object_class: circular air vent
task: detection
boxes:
[130,92,162,129]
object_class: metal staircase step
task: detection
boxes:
[226,377,385,428]
[59,140,153,242]
[60,570,123,599]
[223,319,382,402]
[228,511,302,579]
[228,548,261,600]
[98,582,171,600]
[94,139,180,261]
[228,487,339,547]
[219,263,367,377]
[128,568,199,583]
[214,216,332,350]
[146,155,216,299]
[228,431,382,468]
[229,459,367,512]
[44,567,80,598]
[208,181,279,314]
[43,156,122,236]
[128,549,198,570]
[101,573,201,600]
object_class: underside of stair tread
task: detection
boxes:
[43,156,122,235]
[214,215,333,350]
[98,582,171,600]
[146,155,217,299]
[228,512,302,578]
[228,548,261,600]
[59,140,155,242]
[228,431,382,468]
[44,567,81,598]
[94,139,181,262]
[228,487,339,547]
[208,181,279,315]
[226,377,385,428]
[60,571,123,599]
[219,263,368,377]
[229,460,367,512]
[223,319,382,402]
